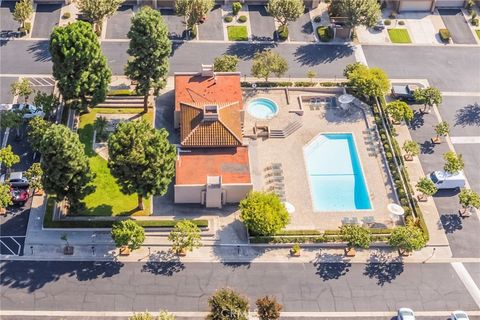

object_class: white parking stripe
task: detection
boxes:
[442,92,480,97]
[452,262,480,308]
[450,136,480,144]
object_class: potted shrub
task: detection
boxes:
[386,100,413,125]
[443,151,464,174]
[208,288,249,320]
[432,121,449,144]
[458,189,480,218]
[168,220,202,256]
[415,177,437,202]
[388,225,427,256]
[232,2,242,16]
[290,243,301,257]
[402,140,420,161]
[339,225,372,257]
[61,233,74,255]
[439,28,451,43]
[111,220,145,256]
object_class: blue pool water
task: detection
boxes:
[304,133,372,211]
[247,98,278,120]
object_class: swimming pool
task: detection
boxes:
[304,133,371,211]
[247,98,278,120]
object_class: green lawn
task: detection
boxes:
[227,26,248,41]
[388,29,412,43]
[77,108,154,216]
[476,29,480,39]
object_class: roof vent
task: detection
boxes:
[201,64,214,77]
[203,104,219,121]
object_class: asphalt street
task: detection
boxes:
[1,261,478,313]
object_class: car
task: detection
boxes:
[391,84,419,101]
[451,311,470,320]
[0,103,45,119]
[397,308,415,320]
[10,187,29,205]
[0,171,29,188]
[372,20,385,31]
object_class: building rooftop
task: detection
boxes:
[176,147,251,185]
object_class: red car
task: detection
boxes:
[10,187,29,206]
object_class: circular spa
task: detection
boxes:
[246,98,279,120]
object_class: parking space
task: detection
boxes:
[0,1,19,38]
[159,9,186,40]
[288,9,314,42]
[0,194,31,256]
[198,5,224,41]
[31,4,62,39]
[438,9,476,44]
[438,96,480,137]
[248,5,275,41]
[105,5,134,40]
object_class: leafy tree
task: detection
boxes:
[11,78,33,103]
[267,0,304,27]
[94,116,108,142]
[330,0,380,30]
[0,111,23,138]
[213,54,239,72]
[125,6,172,112]
[129,313,154,320]
[389,226,427,254]
[12,0,33,30]
[157,310,176,320]
[434,121,449,141]
[77,0,123,35]
[386,100,413,123]
[27,116,51,152]
[415,177,437,199]
[50,21,111,110]
[0,145,20,170]
[175,0,215,31]
[33,92,60,120]
[306,70,316,82]
[402,140,420,158]
[111,220,145,251]
[207,288,249,320]
[344,63,390,99]
[108,119,176,210]
[443,151,464,174]
[339,225,372,250]
[413,87,442,113]
[239,191,290,236]
[232,2,242,16]
[459,189,480,213]
[24,163,43,194]
[168,220,202,254]
[251,50,288,82]
[256,296,283,320]
[37,123,93,213]
[0,183,13,209]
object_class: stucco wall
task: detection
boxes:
[174,183,253,204]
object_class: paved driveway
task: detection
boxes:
[198,5,224,41]
[438,9,476,44]
[159,9,186,40]
[288,8,314,42]
[248,5,275,41]
[0,2,19,38]
[31,4,61,39]
[105,5,133,40]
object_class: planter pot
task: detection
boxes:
[403,154,413,161]
[345,247,356,257]
[119,246,130,256]
[417,194,428,202]
[63,245,74,255]
[176,248,187,256]
[290,249,300,257]
[0,208,7,216]
[398,249,411,257]
[459,208,471,218]
[431,137,441,144]
[35,189,44,196]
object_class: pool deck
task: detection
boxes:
[244,88,398,231]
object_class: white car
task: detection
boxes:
[0,103,45,119]
[397,308,415,320]
[451,311,469,320]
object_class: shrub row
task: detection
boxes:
[107,89,137,96]
[250,234,390,244]
[240,81,346,88]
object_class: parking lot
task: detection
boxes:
[438,9,476,44]
[31,4,61,39]
[0,194,31,256]
[248,5,276,41]
[198,5,224,41]
[105,5,133,40]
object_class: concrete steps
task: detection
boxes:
[270,120,303,138]
[96,96,144,108]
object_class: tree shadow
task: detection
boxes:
[141,250,185,276]
[440,214,463,234]
[420,140,435,155]
[0,260,124,292]
[171,40,185,55]
[363,251,404,286]
[455,103,480,127]
[27,40,51,62]
[313,252,351,281]
[409,110,425,130]
[294,44,354,66]
[225,42,277,60]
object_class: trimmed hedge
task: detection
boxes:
[317,26,334,42]
[238,15,247,23]
[224,16,233,23]
[240,81,293,88]
[277,25,289,41]
[294,81,316,87]
[439,28,451,42]
[107,89,137,96]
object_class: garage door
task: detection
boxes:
[436,0,465,8]
[399,0,432,12]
